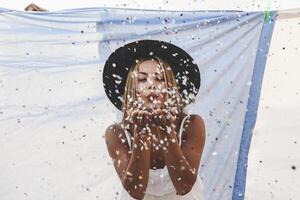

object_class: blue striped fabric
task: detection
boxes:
[0,7,276,200]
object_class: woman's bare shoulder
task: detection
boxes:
[104,122,126,140]
[182,113,204,125]
[184,114,205,136]
[189,114,205,124]
[105,122,125,133]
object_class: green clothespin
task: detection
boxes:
[263,0,272,22]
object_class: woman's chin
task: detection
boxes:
[145,102,161,110]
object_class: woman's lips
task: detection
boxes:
[146,93,159,100]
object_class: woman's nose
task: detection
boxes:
[148,83,156,90]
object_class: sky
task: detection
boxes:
[0,0,300,12]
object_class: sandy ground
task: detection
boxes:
[245,11,300,200]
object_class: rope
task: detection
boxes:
[264,0,272,22]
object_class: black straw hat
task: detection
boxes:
[102,39,201,111]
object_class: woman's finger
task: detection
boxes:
[147,111,154,125]
[152,109,159,125]
[143,111,150,125]
[157,109,167,126]
[161,109,170,119]
[137,111,145,127]
[162,109,172,122]
[144,107,154,113]
[141,111,148,127]
[132,110,139,124]
[170,107,178,115]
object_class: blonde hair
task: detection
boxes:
[121,56,185,127]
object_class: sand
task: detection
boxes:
[245,10,300,200]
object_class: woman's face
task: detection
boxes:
[136,59,167,109]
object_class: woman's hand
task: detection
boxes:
[130,109,153,139]
[152,108,178,133]
[150,108,179,151]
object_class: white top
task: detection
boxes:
[120,114,205,200]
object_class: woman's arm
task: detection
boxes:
[157,114,206,195]
[122,127,151,200]
[105,111,152,200]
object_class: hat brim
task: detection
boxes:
[102,39,201,111]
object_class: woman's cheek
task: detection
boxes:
[137,84,144,94]
[137,85,147,99]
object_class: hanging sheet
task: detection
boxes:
[0,7,278,200]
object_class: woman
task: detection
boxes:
[103,40,206,200]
